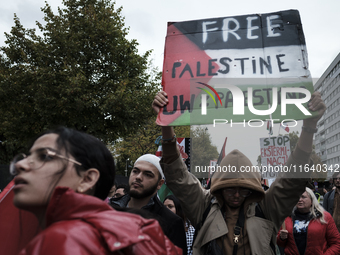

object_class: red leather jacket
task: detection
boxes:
[277,211,340,255]
[18,187,182,255]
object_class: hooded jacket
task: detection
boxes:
[323,189,335,216]
[161,140,312,255]
[17,187,182,255]
[208,149,266,255]
[277,210,340,255]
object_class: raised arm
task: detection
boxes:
[298,91,326,152]
[152,91,212,226]
[261,91,326,230]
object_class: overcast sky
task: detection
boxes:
[1,0,339,164]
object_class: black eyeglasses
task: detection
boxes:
[223,188,252,198]
[10,148,82,175]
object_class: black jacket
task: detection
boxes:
[111,194,187,255]
[323,189,335,216]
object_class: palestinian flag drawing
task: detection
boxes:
[155,137,191,170]
[157,10,317,126]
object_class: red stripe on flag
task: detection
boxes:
[281,123,289,132]
[157,25,218,126]
[217,137,228,165]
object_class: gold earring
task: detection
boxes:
[79,188,83,193]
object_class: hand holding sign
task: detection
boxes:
[152,91,168,115]
[159,10,316,126]
[298,91,326,154]
[153,91,175,140]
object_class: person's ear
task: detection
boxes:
[77,168,100,195]
[157,179,165,191]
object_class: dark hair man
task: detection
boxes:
[107,182,117,198]
[110,154,187,254]
[323,172,340,232]
[111,184,129,199]
[153,90,326,255]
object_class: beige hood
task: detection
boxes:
[210,149,265,206]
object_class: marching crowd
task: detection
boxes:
[2,90,340,255]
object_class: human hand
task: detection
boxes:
[152,91,169,114]
[280,229,288,240]
[303,91,326,128]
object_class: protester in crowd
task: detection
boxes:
[113,184,129,198]
[110,154,187,254]
[110,184,129,202]
[164,195,179,215]
[11,126,181,255]
[104,182,117,203]
[261,178,269,191]
[164,195,195,255]
[109,182,117,197]
[323,187,329,195]
[152,90,326,254]
[323,172,340,232]
[277,187,340,254]
[312,186,321,203]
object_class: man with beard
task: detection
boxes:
[323,172,340,232]
[110,154,187,254]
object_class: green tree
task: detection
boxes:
[0,0,159,163]
[113,120,190,175]
[191,126,219,178]
[113,124,217,178]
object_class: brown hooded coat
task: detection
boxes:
[161,141,311,255]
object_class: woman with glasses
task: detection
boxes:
[277,187,340,255]
[11,126,181,255]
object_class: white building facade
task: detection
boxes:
[314,53,340,179]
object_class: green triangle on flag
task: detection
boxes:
[158,183,173,202]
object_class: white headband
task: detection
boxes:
[135,154,165,179]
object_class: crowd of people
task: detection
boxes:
[2,90,340,255]
[277,187,340,255]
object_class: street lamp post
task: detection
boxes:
[125,158,129,177]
